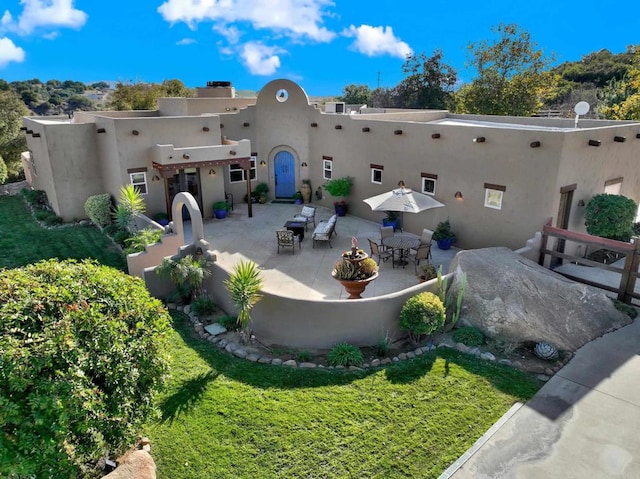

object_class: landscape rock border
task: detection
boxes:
[173,304,571,381]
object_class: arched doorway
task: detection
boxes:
[274,150,296,198]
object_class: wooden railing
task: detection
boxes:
[539,218,640,304]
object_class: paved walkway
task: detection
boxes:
[442,318,640,479]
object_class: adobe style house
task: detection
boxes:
[21,79,640,250]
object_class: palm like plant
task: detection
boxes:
[156,254,212,301]
[113,184,146,231]
[224,260,263,331]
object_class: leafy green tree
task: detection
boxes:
[597,46,640,120]
[161,79,192,97]
[398,50,457,109]
[455,23,552,116]
[0,259,171,478]
[0,90,28,181]
[109,79,191,110]
[0,155,7,184]
[90,81,110,90]
[337,84,371,104]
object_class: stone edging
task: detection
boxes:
[177,305,571,380]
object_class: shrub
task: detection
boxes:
[399,292,446,342]
[327,342,363,367]
[191,295,218,316]
[585,194,637,241]
[20,188,46,206]
[0,155,7,184]
[218,315,240,331]
[84,193,113,228]
[156,254,213,302]
[224,260,263,331]
[212,200,231,211]
[297,350,313,362]
[112,228,131,246]
[323,176,353,198]
[0,259,171,478]
[453,326,484,346]
[376,335,392,357]
[123,227,163,255]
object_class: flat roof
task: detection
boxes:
[430,118,577,132]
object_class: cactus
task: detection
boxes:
[534,341,558,360]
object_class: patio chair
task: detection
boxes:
[406,244,431,271]
[276,229,300,254]
[380,226,394,251]
[368,238,394,267]
[412,228,434,260]
[292,205,316,231]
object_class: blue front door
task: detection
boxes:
[274,151,296,198]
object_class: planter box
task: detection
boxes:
[436,237,455,250]
[213,209,228,219]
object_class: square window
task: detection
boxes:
[371,168,382,184]
[229,157,257,183]
[129,172,147,195]
[422,178,436,195]
[323,159,333,180]
[484,189,503,210]
[604,181,622,195]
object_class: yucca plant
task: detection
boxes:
[113,184,145,231]
[224,260,263,332]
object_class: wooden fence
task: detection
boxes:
[539,218,640,304]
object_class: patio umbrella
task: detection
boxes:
[363,182,444,229]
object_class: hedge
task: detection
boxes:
[84,193,113,228]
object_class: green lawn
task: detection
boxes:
[146,314,540,479]
[0,195,126,270]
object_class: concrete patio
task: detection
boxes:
[186,202,458,300]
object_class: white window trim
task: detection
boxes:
[323,159,333,180]
[371,167,383,184]
[422,177,436,196]
[129,172,148,195]
[484,188,503,210]
[229,157,257,183]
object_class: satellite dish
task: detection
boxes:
[574,101,590,116]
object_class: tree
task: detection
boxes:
[109,80,192,111]
[597,46,640,120]
[161,79,192,97]
[398,50,457,109]
[0,259,171,477]
[585,194,637,241]
[337,84,371,105]
[0,90,28,182]
[455,23,553,116]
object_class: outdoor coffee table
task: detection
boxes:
[284,220,305,241]
[383,236,420,267]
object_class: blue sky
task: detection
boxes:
[1,0,639,96]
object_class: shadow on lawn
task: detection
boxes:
[159,370,220,424]
[171,312,539,400]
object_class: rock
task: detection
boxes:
[406,352,415,359]
[247,354,260,362]
[217,339,227,348]
[204,323,227,336]
[348,366,363,371]
[468,347,481,356]
[498,358,512,366]
[455,343,468,352]
[176,305,184,312]
[414,348,423,356]
[528,364,547,374]
[398,353,407,360]
[544,368,556,376]
[380,358,391,365]
[233,349,247,359]
[258,357,272,364]
[282,359,297,367]
[208,336,220,344]
[448,247,631,352]
[271,358,283,366]
[371,358,381,367]
[104,450,155,479]
[225,343,237,353]
[480,352,496,361]
[392,357,400,362]
[299,362,317,368]
[183,305,191,314]
[537,374,551,382]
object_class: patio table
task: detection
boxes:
[383,236,420,267]
[284,220,306,241]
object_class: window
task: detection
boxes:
[229,156,257,183]
[370,164,383,184]
[323,158,333,180]
[129,172,147,195]
[422,178,436,195]
[604,177,622,195]
[484,183,506,210]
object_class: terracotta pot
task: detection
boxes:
[333,271,379,299]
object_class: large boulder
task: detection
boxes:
[448,247,631,352]
[104,450,156,479]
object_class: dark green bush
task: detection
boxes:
[399,292,446,341]
[191,295,218,315]
[327,342,363,367]
[585,194,637,241]
[112,228,131,246]
[84,193,113,228]
[452,326,484,346]
[297,350,313,362]
[218,315,240,331]
[123,227,163,255]
[20,188,47,206]
[0,155,7,184]
[0,259,172,478]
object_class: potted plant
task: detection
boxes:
[433,219,456,250]
[417,264,438,283]
[382,211,400,231]
[293,191,303,204]
[323,176,353,216]
[332,256,379,299]
[212,200,231,219]
[152,211,169,226]
[254,182,269,204]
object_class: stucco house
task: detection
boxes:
[21,79,640,250]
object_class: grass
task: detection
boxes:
[145,313,540,479]
[0,195,126,270]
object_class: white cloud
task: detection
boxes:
[6,0,88,35]
[177,37,197,46]
[1,11,13,28]
[158,0,335,42]
[213,24,241,44]
[240,42,282,75]
[0,37,25,68]
[343,24,412,59]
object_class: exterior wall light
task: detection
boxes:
[259,160,267,166]
[530,141,541,148]
[301,161,308,167]
[208,169,216,176]
[454,191,464,200]
[473,137,485,143]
